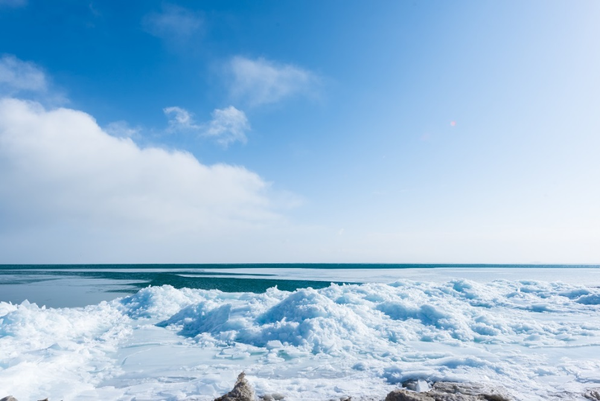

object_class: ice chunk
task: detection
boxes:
[577,294,600,305]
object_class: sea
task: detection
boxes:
[1,264,599,400]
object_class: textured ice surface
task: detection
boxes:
[1,277,600,400]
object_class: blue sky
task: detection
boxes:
[0,0,599,263]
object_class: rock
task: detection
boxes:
[215,372,256,401]
[260,393,285,401]
[1,397,18,401]
[385,390,434,401]
[585,388,600,400]
[385,382,511,401]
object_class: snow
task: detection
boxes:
[1,271,600,400]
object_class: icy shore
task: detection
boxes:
[1,278,600,400]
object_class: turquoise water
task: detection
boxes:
[0,264,350,307]
[1,264,598,307]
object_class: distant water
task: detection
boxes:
[0,263,598,307]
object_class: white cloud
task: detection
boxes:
[104,121,141,138]
[0,55,47,94]
[204,106,250,146]
[163,105,250,147]
[0,98,281,261]
[142,4,202,40]
[164,106,200,131]
[228,56,318,106]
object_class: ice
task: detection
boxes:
[416,379,430,392]
[576,293,600,305]
[2,276,600,400]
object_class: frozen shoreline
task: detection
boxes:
[1,270,600,400]
[1,265,599,308]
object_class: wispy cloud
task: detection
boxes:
[164,105,250,147]
[142,4,202,40]
[204,106,250,146]
[0,55,47,94]
[0,55,68,105]
[164,106,200,131]
[163,106,201,132]
[0,0,27,8]
[105,121,141,139]
[228,56,319,107]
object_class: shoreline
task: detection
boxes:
[1,274,600,400]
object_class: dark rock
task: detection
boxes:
[385,390,434,401]
[432,382,511,400]
[215,372,256,401]
[0,397,18,401]
[585,388,600,401]
[385,382,512,401]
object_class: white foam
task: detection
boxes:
[2,277,600,400]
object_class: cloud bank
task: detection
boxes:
[228,56,318,106]
[0,98,280,261]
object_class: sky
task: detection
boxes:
[0,0,599,264]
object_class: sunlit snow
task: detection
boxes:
[1,276,600,400]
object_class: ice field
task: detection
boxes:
[1,267,600,400]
